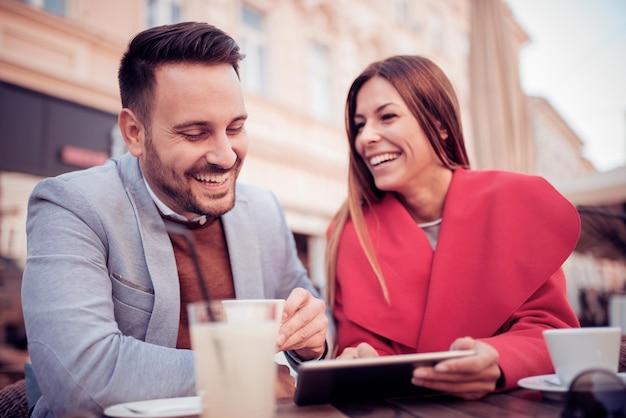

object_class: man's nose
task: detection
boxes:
[204,133,237,169]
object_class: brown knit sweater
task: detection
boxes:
[164,216,235,349]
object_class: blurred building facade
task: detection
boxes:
[0,0,624,353]
[0,0,478,336]
[529,96,596,181]
[528,96,626,325]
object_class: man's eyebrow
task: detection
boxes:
[233,114,248,123]
[172,121,210,130]
[172,114,248,130]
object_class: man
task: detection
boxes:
[22,22,329,417]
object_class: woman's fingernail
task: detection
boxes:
[435,363,449,372]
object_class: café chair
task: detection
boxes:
[0,378,28,418]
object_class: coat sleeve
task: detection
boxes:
[478,267,580,390]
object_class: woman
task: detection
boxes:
[326,55,580,400]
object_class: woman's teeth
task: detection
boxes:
[370,153,399,166]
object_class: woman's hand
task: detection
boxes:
[411,337,501,400]
[336,342,379,359]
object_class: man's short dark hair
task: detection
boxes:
[118,22,244,125]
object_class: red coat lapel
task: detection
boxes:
[417,169,580,351]
[336,169,580,353]
[336,193,434,348]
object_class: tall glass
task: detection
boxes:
[188,299,284,418]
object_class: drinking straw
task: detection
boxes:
[163,220,216,322]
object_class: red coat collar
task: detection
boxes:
[335,169,580,350]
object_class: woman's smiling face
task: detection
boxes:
[353,76,446,196]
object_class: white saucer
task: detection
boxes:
[518,373,626,401]
[104,396,200,418]
[518,374,568,393]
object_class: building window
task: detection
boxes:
[240,5,267,96]
[20,0,66,16]
[147,0,183,27]
[308,42,332,121]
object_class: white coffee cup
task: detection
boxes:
[543,326,622,388]
[188,299,285,418]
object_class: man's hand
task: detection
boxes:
[277,288,327,360]
[411,337,501,400]
[275,364,295,399]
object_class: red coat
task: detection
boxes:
[333,169,581,390]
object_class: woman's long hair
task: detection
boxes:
[326,55,470,307]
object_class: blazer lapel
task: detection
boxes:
[120,155,181,347]
[222,189,265,298]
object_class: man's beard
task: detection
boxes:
[142,136,240,217]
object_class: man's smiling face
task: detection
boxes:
[138,63,248,219]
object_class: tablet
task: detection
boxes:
[293,349,476,406]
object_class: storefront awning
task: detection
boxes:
[553,167,626,262]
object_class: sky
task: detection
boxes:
[506,0,626,172]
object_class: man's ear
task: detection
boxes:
[118,108,145,157]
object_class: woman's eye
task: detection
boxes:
[354,122,365,132]
[381,113,396,121]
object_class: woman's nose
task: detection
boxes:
[358,122,381,146]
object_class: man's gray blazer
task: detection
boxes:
[22,152,321,417]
